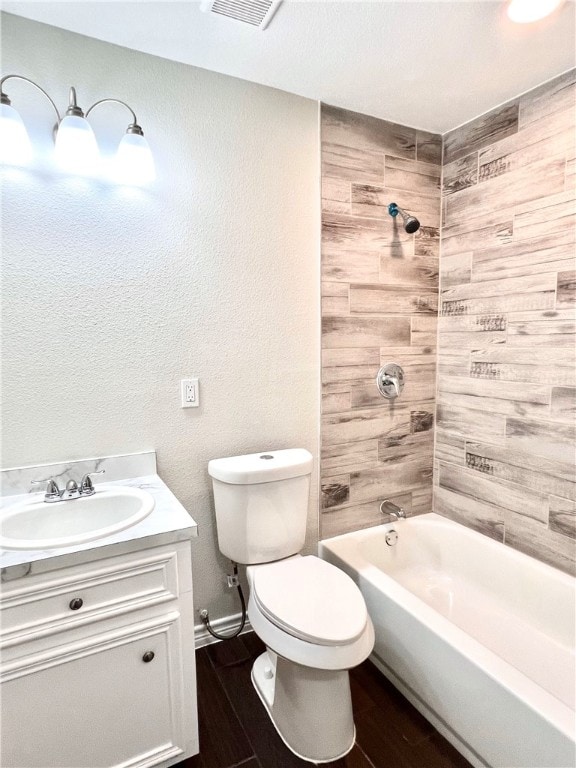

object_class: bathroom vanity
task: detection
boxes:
[0,453,199,768]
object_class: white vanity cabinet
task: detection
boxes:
[0,540,198,768]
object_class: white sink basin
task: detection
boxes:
[0,486,155,550]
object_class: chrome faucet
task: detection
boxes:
[380,499,406,520]
[31,471,105,503]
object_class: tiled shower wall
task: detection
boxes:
[436,69,576,575]
[320,105,442,538]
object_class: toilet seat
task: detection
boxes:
[247,556,375,671]
[250,555,368,646]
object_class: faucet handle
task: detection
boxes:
[80,470,105,495]
[376,363,405,400]
[31,478,62,500]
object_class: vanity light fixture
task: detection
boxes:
[507,0,565,23]
[0,74,155,185]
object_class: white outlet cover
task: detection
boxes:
[181,378,199,408]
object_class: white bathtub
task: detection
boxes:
[320,513,575,768]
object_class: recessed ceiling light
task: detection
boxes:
[507,0,565,23]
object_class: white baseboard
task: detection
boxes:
[194,611,253,648]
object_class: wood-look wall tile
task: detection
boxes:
[442,153,478,196]
[442,271,557,304]
[322,248,381,283]
[378,428,434,460]
[322,364,374,386]
[465,441,576,501]
[441,288,554,317]
[439,313,507,333]
[436,403,506,444]
[323,391,352,414]
[557,270,576,308]
[507,308,576,347]
[506,417,576,463]
[322,142,384,184]
[442,219,513,257]
[549,496,576,539]
[502,511,575,576]
[440,253,472,287]
[551,386,576,421]
[385,155,441,196]
[322,347,380,368]
[434,429,466,466]
[439,376,549,418]
[414,226,440,258]
[350,284,438,315]
[322,316,411,348]
[322,405,412,446]
[416,130,442,165]
[445,157,566,225]
[411,315,437,346]
[321,474,350,509]
[443,102,519,164]
[469,346,574,386]
[472,229,575,281]
[322,439,380,475]
[478,132,574,184]
[322,104,416,158]
[437,74,575,574]
[350,456,433,504]
[434,484,504,541]
[437,349,470,377]
[379,253,438,288]
[321,493,412,539]
[566,156,575,191]
[351,185,441,225]
[518,69,576,129]
[438,462,548,522]
[411,486,434,515]
[480,104,575,167]
[322,212,391,249]
[322,281,349,315]
[322,177,351,214]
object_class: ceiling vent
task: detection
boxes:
[201,0,282,29]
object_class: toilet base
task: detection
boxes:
[251,650,356,764]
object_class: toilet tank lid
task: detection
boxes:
[208,449,313,484]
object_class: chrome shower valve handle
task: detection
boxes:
[376,363,405,400]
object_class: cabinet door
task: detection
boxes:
[1,611,191,768]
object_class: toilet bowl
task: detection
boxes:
[247,555,374,762]
[208,448,375,763]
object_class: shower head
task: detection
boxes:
[388,202,421,234]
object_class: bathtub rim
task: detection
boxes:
[319,512,575,743]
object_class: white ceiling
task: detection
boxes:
[2,0,575,133]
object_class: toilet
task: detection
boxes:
[208,448,374,763]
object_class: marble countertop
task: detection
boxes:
[0,473,198,581]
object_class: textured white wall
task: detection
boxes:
[0,13,320,619]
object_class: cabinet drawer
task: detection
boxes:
[1,546,181,647]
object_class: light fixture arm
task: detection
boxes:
[0,74,61,122]
[85,98,143,134]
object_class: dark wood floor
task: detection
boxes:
[177,632,472,768]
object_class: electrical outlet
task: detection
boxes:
[181,378,199,408]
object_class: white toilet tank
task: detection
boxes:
[208,449,313,564]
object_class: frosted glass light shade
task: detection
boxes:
[0,103,33,165]
[507,0,564,22]
[115,132,155,185]
[54,114,99,175]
